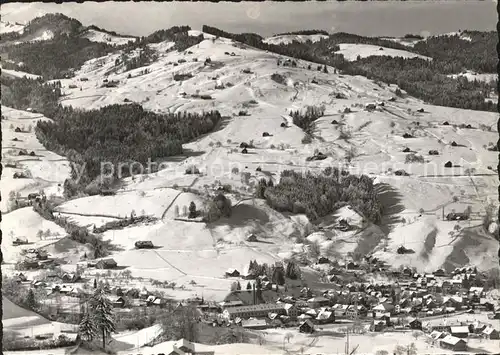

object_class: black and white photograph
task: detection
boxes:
[1,1,499,354]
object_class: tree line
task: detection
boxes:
[2,19,202,80]
[2,34,117,79]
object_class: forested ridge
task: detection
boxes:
[1,15,202,80]
[202,25,497,112]
[1,35,117,79]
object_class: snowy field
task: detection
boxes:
[263,34,329,45]
[448,71,497,83]
[334,43,432,61]
[82,29,136,46]
[1,67,42,80]
[1,106,71,212]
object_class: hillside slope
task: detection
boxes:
[2,27,498,302]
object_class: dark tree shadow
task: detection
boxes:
[209,203,270,230]
[191,116,232,143]
[374,182,406,235]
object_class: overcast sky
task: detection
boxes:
[1,1,496,38]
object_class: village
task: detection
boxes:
[5,242,500,354]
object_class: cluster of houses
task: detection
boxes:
[199,261,500,341]
[427,321,500,351]
[20,248,52,269]
[15,271,83,296]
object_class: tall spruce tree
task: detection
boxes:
[26,289,37,310]
[89,287,115,350]
[78,310,97,342]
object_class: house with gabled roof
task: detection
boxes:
[370,320,385,332]
[242,318,268,330]
[307,296,329,308]
[373,302,395,317]
[482,326,499,340]
[430,330,446,341]
[450,326,470,338]
[408,317,422,330]
[283,303,299,318]
[299,319,315,333]
[439,335,467,351]
[110,296,126,308]
[96,258,117,269]
[316,309,335,324]
[225,268,240,277]
[468,287,484,297]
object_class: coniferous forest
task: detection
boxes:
[35,104,221,184]
[258,168,383,223]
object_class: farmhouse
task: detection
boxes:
[110,296,126,308]
[96,258,117,269]
[307,296,330,308]
[225,268,240,277]
[61,273,80,283]
[365,103,376,111]
[241,318,268,330]
[168,339,215,355]
[446,212,468,221]
[316,309,335,324]
[439,335,467,351]
[482,327,499,340]
[283,303,299,318]
[373,303,395,316]
[246,234,258,242]
[135,240,154,249]
[450,326,470,338]
[12,237,28,246]
[408,318,422,330]
[430,331,446,341]
[299,319,315,333]
[370,320,386,332]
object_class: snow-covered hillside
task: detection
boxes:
[2,30,498,305]
[82,29,136,46]
[0,20,25,34]
[263,33,329,45]
[1,67,42,80]
[334,43,432,61]
[1,107,71,213]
